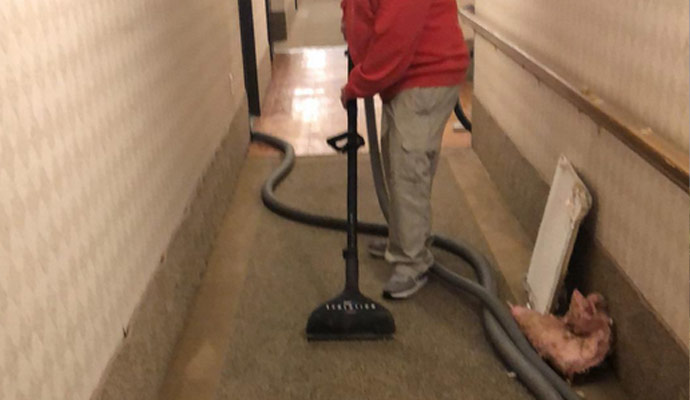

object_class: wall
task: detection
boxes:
[270,0,295,17]
[269,0,297,41]
[472,95,689,399]
[472,0,690,400]
[456,0,475,42]
[253,0,270,62]
[1,1,248,399]
[477,0,689,152]
[252,0,273,108]
[473,0,689,347]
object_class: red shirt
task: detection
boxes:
[341,0,469,101]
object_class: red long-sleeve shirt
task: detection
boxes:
[341,0,469,101]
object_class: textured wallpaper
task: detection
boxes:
[1,1,245,399]
[476,0,690,152]
[474,35,689,344]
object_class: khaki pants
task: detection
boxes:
[381,85,460,276]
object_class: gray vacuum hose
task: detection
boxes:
[454,101,472,132]
[364,97,390,222]
[251,100,580,400]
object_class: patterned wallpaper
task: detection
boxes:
[1,1,245,399]
[474,35,689,344]
[476,0,690,152]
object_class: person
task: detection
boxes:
[340,0,470,299]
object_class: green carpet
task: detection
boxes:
[215,154,533,400]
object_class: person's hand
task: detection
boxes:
[340,86,352,109]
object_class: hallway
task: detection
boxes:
[157,48,625,400]
[2,1,687,399]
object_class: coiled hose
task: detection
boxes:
[250,99,580,400]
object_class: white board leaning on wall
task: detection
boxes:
[525,155,593,314]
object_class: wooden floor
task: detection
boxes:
[249,46,473,157]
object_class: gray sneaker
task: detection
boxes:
[367,239,387,259]
[383,269,428,299]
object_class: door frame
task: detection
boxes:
[238,0,262,115]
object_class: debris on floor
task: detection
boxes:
[510,290,613,380]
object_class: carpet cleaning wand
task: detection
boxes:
[305,55,396,341]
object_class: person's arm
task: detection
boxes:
[343,0,433,99]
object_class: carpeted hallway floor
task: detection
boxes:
[209,154,532,400]
[158,148,628,400]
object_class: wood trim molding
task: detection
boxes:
[460,8,689,191]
